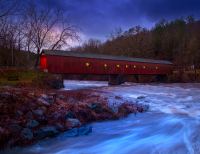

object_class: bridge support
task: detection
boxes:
[108,75,125,85]
[155,75,167,83]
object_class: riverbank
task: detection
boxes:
[0,84,148,151]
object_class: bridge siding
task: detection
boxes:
[45,55,173,75]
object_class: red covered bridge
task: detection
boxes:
[40,50,173,85]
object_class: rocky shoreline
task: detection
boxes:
[0,85,148,151]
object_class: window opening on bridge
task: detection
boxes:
[104,64,107,67]
[126,65,128,68]
[117,65,120,67]
[143,66,145,68]
[134,65,136,68]
[156,67,158,69]
[86,63,89,66]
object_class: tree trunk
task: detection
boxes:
[34,49,40,69]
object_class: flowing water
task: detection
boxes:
[3,81,200,154]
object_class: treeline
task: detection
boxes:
[71,15,200,69]
[0,0,80,68]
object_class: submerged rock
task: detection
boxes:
[78,125,92,135]
[34,126,58,138]
[137,96,145,99]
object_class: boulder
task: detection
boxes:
[21,128,33,140]
[12,88,22,92]
[27,111,33,119]
[40,94,49,99]
[36,117,49,125]
[91,102,103,113]
[2,86,12,89]
[32,110,43,117]
[53,124,64,131]
[34,126,58,138]
[109,106,119,114]
[60,105,64,109]
[59,95,65,100]
[0,126,9,137]
[67,98,78,103]
[78,125,92,135]
[42,106,47,110]
[46,100,55,105]
[65,118,81,128]
[65,111,74,119]
[27,120,39,128]
[0,103,3,108]
[62,128,78,137]
[36,98,50,107]
[16,110,24,116]
[7,124,22,134]
[1,92,10,98]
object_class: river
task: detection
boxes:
[3,81,200,154]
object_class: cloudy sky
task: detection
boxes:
[40,0,200,45]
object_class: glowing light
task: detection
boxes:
[117,65,120,67]
[134,65,136,68]
[126,65,128,68]
[104,64,107,67]
[143,66,145,68]
[86,63,89,66]
[156,67,158,69]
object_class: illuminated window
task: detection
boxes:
[134,65,136,68]
[86,63,89,66]
[156,67,158,69]
[143,66,145,68]
[104,64,107,67]
[117,65,120,67]
[126,65,128,68]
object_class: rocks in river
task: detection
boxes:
[78,125,92,135]
[36,98,50,107]
[65,111,75,119]
[27,120,39,128]
[58,125,92,138]
[21,128,33,140]
[34,126,58,138]
[32,110,43,117]
[109,106,119,114]
[91,102,103,113]
[40,94,49,99]
[65,118,81,128]
[137,96,145,99]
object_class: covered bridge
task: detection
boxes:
[40,50,173,85]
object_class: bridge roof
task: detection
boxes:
[42,50,172,64]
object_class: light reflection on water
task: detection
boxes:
[4,82,200,154]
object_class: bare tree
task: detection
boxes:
[22,1,81,68]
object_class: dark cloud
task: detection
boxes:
[38,0,200,43]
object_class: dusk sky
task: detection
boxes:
[39,0,200,46]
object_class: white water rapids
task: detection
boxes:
[3,81,200,154]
